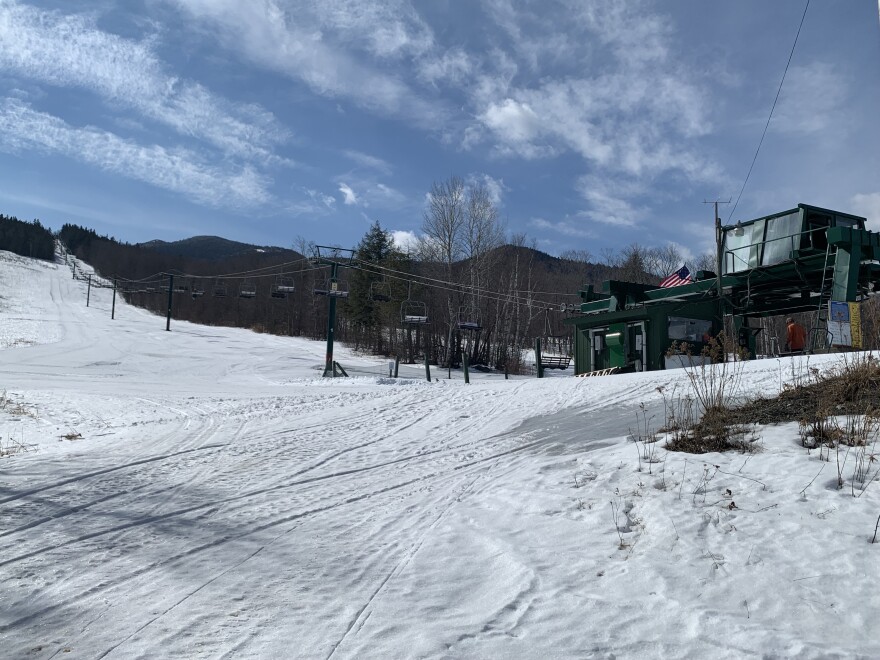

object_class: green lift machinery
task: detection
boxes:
[565,204,880,375]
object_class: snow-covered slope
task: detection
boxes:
[0,250,877,659]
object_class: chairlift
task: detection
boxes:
[191,282,205,298]
[401,282,428,324]
[370,280,392,302]
[538,308,571,369]
[457,306,482,332]
[239,280,257,298]
[213,280,228,297]
[271,276,295,299]
[313,279,349,298]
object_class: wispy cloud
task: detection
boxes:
[0,1,289,161]
[462,0,722,222]
[167,0,448,128]
[0,98,272,208]
[336,178,407,210]
[338,182,359,205]
[467,173,506,207]
[343,149,392,175]
[302,0,434,59]
[286,188,338,217]
[531,217,595,239]
[773,62,848,135]
[372,183,407,207]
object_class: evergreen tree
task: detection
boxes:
[0,214,54,260]
[344,221,408,353]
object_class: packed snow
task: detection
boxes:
[0,249,878,659]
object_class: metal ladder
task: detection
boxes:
[810,242,837,352]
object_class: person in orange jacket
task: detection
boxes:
[785,317,807,353]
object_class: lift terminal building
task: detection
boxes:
[565,204,879,374]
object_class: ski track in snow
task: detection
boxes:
[1,249,879,659]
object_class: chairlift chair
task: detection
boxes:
[313,279,349,298]
[213,280,228,297]
[401,300,429,324]
[191,283,205,298]
[370,281,392,302]
[271,276,295,299]
[400,282,428,324]
[458,306,482,332]
[239,280,257,298]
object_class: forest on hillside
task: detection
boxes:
[0,214,54,261]
[50,176,703,372]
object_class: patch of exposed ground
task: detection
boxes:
[667,359,880,453]
[725,369,880,426]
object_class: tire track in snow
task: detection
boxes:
[325,470,488,660]
[0,443,228,506]
[0,470,441,636]
[0,430,550,647]
[1,392,552,556]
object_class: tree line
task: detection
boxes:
[0,214,54,261]
[9,180,716,372]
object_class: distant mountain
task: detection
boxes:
[137,236,299,261]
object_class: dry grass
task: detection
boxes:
[663,334,759,454]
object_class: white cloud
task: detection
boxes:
[391,229,419,251]
[338,182,359,205]
[577,188,644,228]
[303,0,434,59]
[0,1,289,161]
[851,193,880,231]
[481,98,542,146]
[335,173,408,210]
[168,0,448,128]
[418,48,473,86]
[0,98,271,209]
[461,0,721,227]
[309,189,337,209]
[468,173,506,207]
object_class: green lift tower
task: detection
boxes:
[565,204,880,375]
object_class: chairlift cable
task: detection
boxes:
[727,0,810,223]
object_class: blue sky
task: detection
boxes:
[1,0,879,261]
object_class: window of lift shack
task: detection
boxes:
[668,316,713,344]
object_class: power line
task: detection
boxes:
[728,0,810,223]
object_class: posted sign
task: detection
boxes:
[828,301,862,348]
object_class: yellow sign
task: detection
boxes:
[849,302,862,349]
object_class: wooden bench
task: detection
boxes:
[540,355,571,370]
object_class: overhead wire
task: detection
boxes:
[348,257,572,311]
[727,0,810,223]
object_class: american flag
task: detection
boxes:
[659,265,692,288]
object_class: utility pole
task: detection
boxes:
[166,274,174,331]
[704,199,731,301]
[111,277,117,320]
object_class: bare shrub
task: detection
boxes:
[663,335,758,454]
[629,403,662,473]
